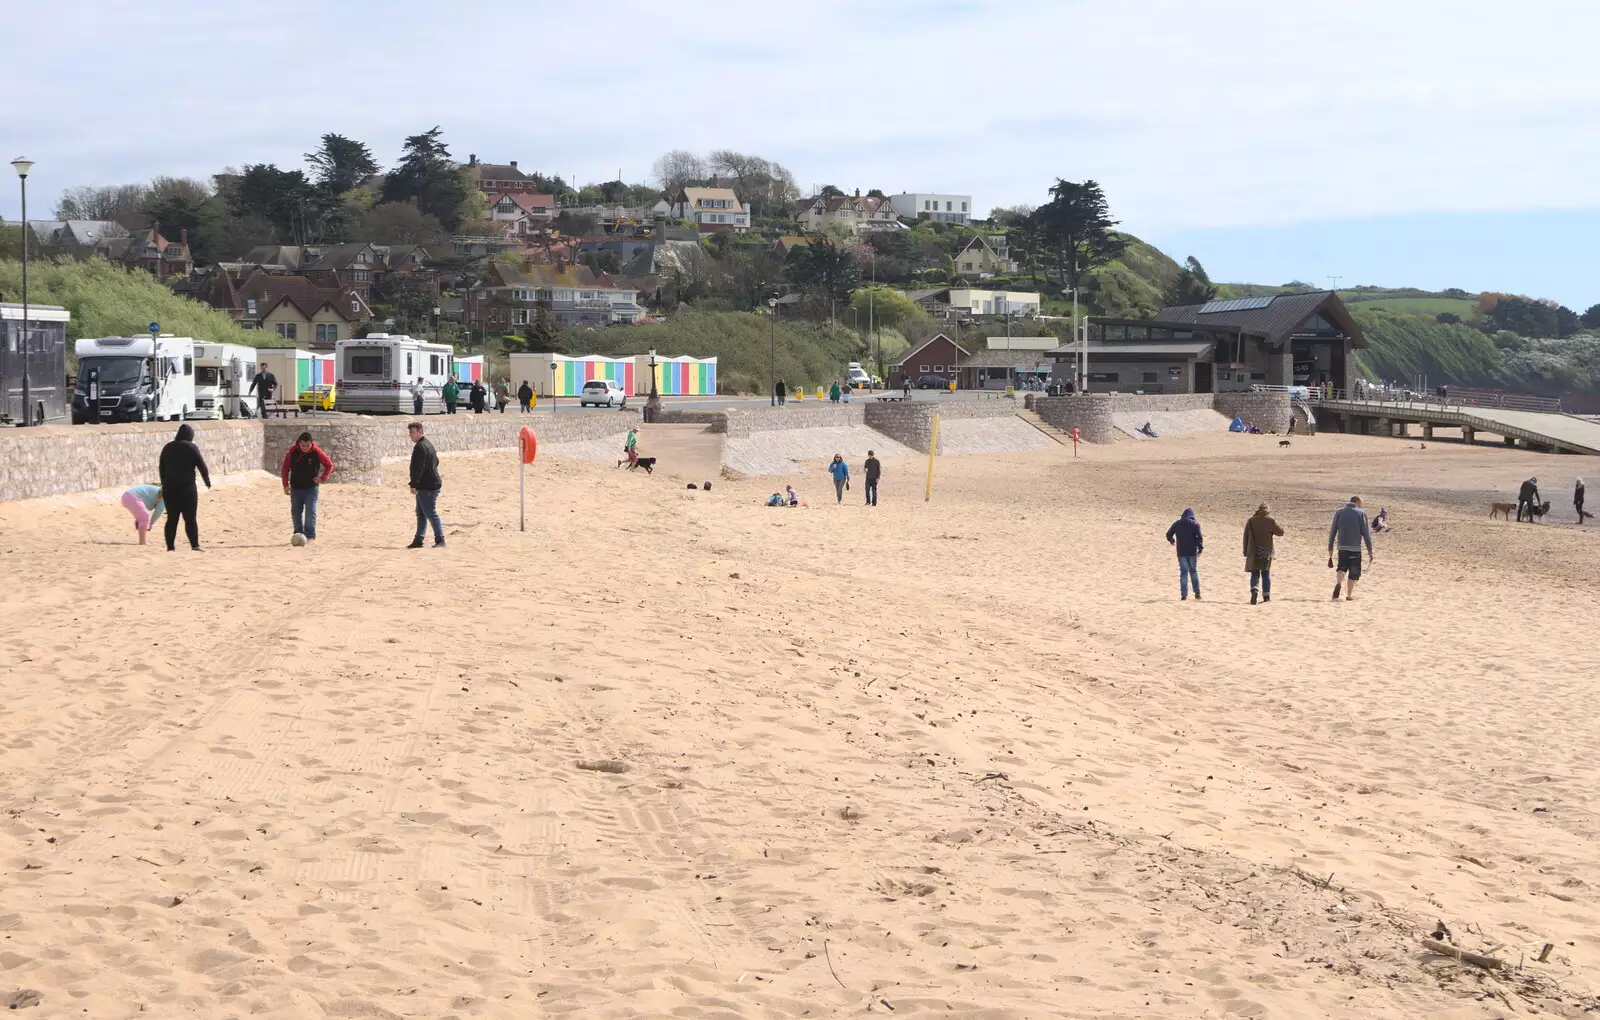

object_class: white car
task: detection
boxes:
[579,379,628,408]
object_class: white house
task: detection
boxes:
[889,192,972,224]
[669,187,750,233]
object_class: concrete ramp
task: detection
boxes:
[723,426,916,477]
[1316,399,1600,455]
[1112,409,1232,440]
[937,416,1057,454]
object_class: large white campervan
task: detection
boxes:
[190,342,258,419]
[72,334,197,424]
[335,334,452,414]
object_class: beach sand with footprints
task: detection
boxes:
[0,431,1594,1018]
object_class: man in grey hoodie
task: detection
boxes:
[1327,495,1374,601]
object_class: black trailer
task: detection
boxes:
[1,303,71,425]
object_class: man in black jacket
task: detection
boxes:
[1165,507,1203,600]
[158,423,212,551]
[407,421,444,548]
[1517,476,1541,522]
[248,363,277,418]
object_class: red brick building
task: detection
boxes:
[891,334,969,389]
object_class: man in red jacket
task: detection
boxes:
[281,430,334,542]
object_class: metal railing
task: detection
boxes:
[1249,383,1562,413]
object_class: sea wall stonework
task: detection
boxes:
[0,411,639,503]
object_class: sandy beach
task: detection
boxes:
[1,429,1595,1019]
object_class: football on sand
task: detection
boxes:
[290,533,307,547]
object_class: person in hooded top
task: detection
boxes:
[158,423,212,551]
[1165,507,1204,601]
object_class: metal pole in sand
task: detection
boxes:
[925,414,940,502]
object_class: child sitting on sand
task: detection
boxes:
[766,492,784,507]
[785,485,799,506]
[121,484,164,545]
[1373,507,1390,533]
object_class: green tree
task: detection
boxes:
[230,163,317,242]
[360,201,449,246]
[1582,303,1600,330]
[306,133,379,196]
[371,272,436,333]
[850,284,930,334]
[787,233,859,306]
[382,127,469,232]
[1164,255,1217,307]
[818,184,844,198]
[1030,179,1127,294]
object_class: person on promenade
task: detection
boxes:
[407,422,444,549]
[827,454,850,504]
[902,376,912,399]
[518,380,533,412]
[495,379,509,413]
[829,381,842,404]
[280,430,334,543]
[121,484,163,546]
[410,377,426,417]
[863,450,881,507]
[1165,507,1203,601]
[249,362,277,418]
[1328,495,1374,601]
[1577,478,1590,524]
[1243,502,1284,604]
[470,378,487,414]
[618,427,639,468]
[775,379,787,406]
[1517,476,1541,522]
[158,423,211,552]
[442,376,460,414]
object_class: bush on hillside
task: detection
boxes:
[1353,309,1505,387]
[0,257,254,352]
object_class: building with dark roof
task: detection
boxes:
[467,155,536,193]
[1050,292,1366,394]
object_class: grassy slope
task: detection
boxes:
[0,257,255,348]
[1351,309,1504,386]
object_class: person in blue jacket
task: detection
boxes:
[827,454,850,504]
[1165,507,1204,600]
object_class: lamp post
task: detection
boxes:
[868,251,876,390]
[768,297,778,406]
[11,157,33,426]
[646,347,661,422]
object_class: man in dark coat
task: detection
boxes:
[406,421,444,548]
[1243,502,1285,604]
[157,423,212,551]
[1517,476,1541,522]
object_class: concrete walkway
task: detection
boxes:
[1316,399,1600,455]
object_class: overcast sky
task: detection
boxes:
[5,0,1599,305]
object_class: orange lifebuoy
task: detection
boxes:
[519,426,537,464]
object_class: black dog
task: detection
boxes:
[628,456,656,475]
[1278,439,1292,448]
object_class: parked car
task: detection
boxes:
[917,375,948,390]
[298,384,336,412]
[579,379,628,408]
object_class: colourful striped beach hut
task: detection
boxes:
[509,353,635,397]
[636,355,717,396]
[453,356,486,385]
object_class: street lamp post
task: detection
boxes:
[869,252,876,389]
[646,347,661,422]
[768,297,778,406]
[11,157,34,426]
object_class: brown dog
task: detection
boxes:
[1490,501,1516,520]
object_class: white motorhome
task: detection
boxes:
[190,342,258,419]
[72,334,197,424]
[334,333,453,414]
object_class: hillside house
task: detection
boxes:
[669,187,749,233]
[467,156,536,194]
[469,262,643,328]
[486,191,556,235]
[792,193,900,233]
[119,224,194,281]
[906,286,1040,319]
[888,192,972,224]
[955,236,1016,278]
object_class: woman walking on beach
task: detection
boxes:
[1577,478,1590,524]
[1243,502,1284,604]
[828,454,850,504]
[120,484,164,546]
[158,423,211,552]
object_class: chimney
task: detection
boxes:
[510,160,518,170]
[180,228,189,247]
[469,154,478,166]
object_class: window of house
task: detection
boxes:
[1143,372,1157,383]
[962,202,968,212]
[919,364,930,372]
[514,309,529,325]
[275,323,297,340]
[933,364,944,372]
[316,323,339,343]
[358,251,369,262]
[351,269,368,281]
[946,201,953,211]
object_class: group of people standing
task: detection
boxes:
[1517,476,1590,524]
[122,421,446,552]
[1165,497,1376,603]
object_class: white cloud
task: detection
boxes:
[6,0,1600,236]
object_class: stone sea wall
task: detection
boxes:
[0,411,639,503]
